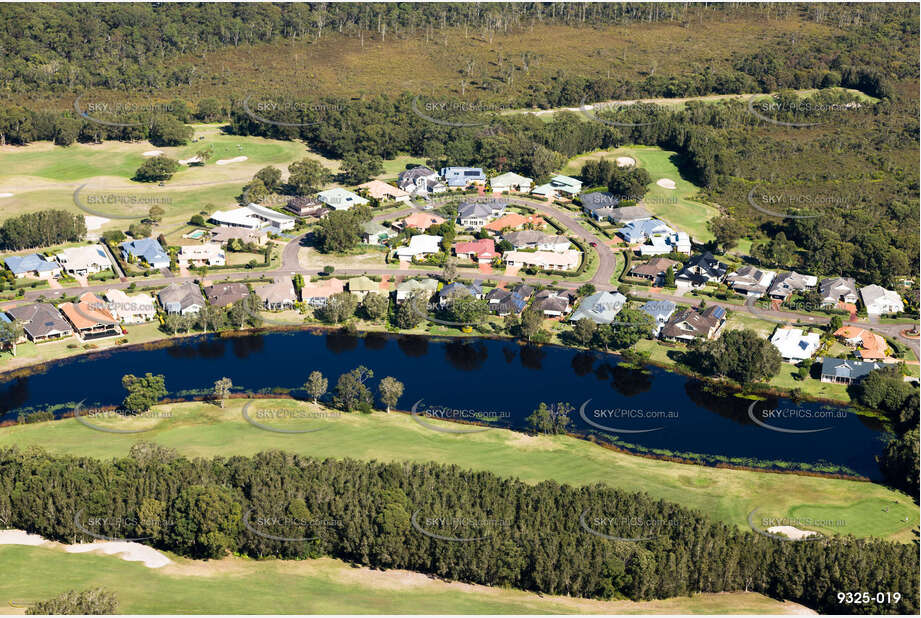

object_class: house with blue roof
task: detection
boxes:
[618,219,675,244]
[440,167,487,187]
[640,300,677,336]
[3,254,62,279]
[820,358,882,385]
[119,238,170,269]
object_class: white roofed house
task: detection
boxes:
[209,204,295,233]
[394,278,439,303]
[104,289,156,324]
[726,265,777,298]
[860,285,904,315]
[395,234,443,261]
[316,188,370,211]
[178,243,225,268]
[770,327,821,363]
[55,245,112,277]
[490,172,533,193]
[503,249,581,272]
[531,175,582,200]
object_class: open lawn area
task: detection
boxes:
[561,146,719,243]
[0,545,810,615]
[1,400,914,543]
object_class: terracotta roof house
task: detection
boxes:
[483,212,546,232]
[504,249,581,272]
[820,358,882,385]
[767,271,818,302]
[640,300,677,336]
[394,278,439,303]
[453,238,498,262]
[55,245,111,277]
[726,265,777,298]
[818,277,858,307]
[178,243,225,267]
[357,180,410,203]
[770,327,822,363]
[6,303,73,342]
[119,238,170,269]
[630,257,681,283]
[399,212,445,231]
[158,282,206,315]
[569,291,627,324]
[660,305,727,342]
[676,252,728,288]
[860,285,904,315]
[301,277,345,308]
[457,200,507,229]
[256,277,297,310]
[104,289,156,324]
[4,254,62,279]
[59,292,120,340]
[210,226,269,246]
[203,282,250,307]
[532,289,573,317]
[285,196,329,218]
[502,230,571,252]
[833,326,888,360]
[347,275,379,300]
[490,171,533,193]
[397,166,446,197]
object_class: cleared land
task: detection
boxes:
[0,545,811,615]
[1,399,914,542]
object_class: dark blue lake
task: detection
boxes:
[0,330,889,478]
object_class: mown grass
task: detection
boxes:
[0,399,915,542]
[0,545,809,615]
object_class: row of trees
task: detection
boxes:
[0,446,915,614]
[0,210,87,251]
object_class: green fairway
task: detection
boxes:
[1,399,914,542]
[562,146,719,243]
[0,545,809,615]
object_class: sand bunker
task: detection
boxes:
[179,155,203,165]
[616,156,636,167]
[766,525,818,540]
[84,215,111,231]
[1,529,171,569]
[142,150,164,157]
[656,178,677,189]
[216,156,248,165]
[0,192,14,198]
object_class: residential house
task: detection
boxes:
[398,212,445,231]
[770,327,822,363]
[637,231,691,256]
[4,254,62,279]
[361,221,394,246]
[104,289,156,324]
[256,277,297,310]
[453,238,498,263]
[347,276,378,300]
[570,291,627,324]
[316,188,370,211]
[860,284,904,315]
[395,234,443,260]
[618,219,674,244]
[301,277,345,308]
[818,277,859,307]
[483,213,546,233]
[55,245,111,277]
[209,204,295,232]
[580,192,620,220]
[485,288,527,316]
[6,303,73,342]
[629,257,681,284]
[59,292,120,340]
[438,281,483,308]
[531,175,582,199]
[357,180,410,203]
[397,166,446,197]
[502,230,571,252]
[726,265,777,298]
[640,300,677,336]
[504,249,581,272]
[203,282,250,307]
[394,278,439,303]
[833,326,888,360]
[119,237,170,269]
[457,200,507,229]
[675,252,729,288]
[490,172,533,193]
[606,205,653,225]
[440,166,486,187]
[178,243,225,268]
[158,282,206,315]
[209,226,268,247]
[284,196,329,218]
[767,271,818,303]
[532,289,573,318]
[660,305,727,342]
[510,284,535,301]
[820,358,882,385]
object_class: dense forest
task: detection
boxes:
[0,446,916,615]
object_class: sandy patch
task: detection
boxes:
[142,150,164,157]
[66,541,171,568]
[766,525,818,540]
[179,155,203,165]
[216,156,248,166]
[616,156,636,167]
[0,530,48,546]
[656,178,677,189]
[83,215,110,231]
[504,432,557,451]
[0,192,14,198]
